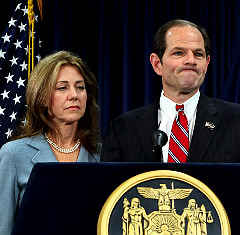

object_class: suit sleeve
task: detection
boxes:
[0,145,19,235]
[101,120,123,161]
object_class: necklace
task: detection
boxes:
[45,134,80,154]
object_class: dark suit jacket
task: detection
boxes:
[101,93,240,162]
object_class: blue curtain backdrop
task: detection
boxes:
[1,0,240,137]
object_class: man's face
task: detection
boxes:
[151,25,210,99]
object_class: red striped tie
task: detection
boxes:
[168,104,189,163]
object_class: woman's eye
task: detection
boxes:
[56,87,66,91]
[77,86,85,90]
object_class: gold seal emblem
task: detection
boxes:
[97,170,230,235]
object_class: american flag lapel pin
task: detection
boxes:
[205,121,215,130]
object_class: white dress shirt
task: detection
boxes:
[158,91,200,162]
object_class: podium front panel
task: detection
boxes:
[12,163,238,235]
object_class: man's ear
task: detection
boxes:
[206,55,210,70]
[150,53,162,76]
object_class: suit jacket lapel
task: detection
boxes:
[189,94,221,162]
[27,134,57,163]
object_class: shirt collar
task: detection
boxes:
[159,90,200,119]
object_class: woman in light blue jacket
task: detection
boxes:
[0,51,100,235]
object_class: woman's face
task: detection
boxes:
[48,64,87,126]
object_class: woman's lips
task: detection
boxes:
[66,106,80,110]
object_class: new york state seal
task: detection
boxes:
[97,170,230,235]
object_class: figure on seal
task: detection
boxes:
[122,197,149,235]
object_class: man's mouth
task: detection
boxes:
[180,68,198,73]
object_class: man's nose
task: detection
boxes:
[184,51,196,65]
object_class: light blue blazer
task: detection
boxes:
[0,134,99,235]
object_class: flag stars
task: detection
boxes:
[1,90,10,100]
[13,94,21,105]
[5,128,13,139]
[39,39,43,48]
[2,33,11,43]
[14,40,22,49]
[15,3,22,11]
[9,111,17,122]
[20,61,27,71]
[18,22,26,32]
[8,17,17,27]
[24,45,28,55]
[0,106,5,115]
[0,1,42,146]
[0,49,6,59]
[21,6,28,16]
[36,55,41,62]
[16,77,25,88]
[9,56,18,66]
[21,118,27,126]
[5,73,14,83]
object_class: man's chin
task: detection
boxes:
[179,79,203,92]
[179,86,199,95]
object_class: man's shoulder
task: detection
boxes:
[200,94,240,112]
[198,95,240,126]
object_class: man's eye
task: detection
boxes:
[195,52,204,57]
[173,51,183,56]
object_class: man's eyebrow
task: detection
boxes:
[171,47,185,50]
[171,47,205,51]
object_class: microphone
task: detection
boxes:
[152,130,168,162]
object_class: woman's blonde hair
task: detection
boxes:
[18,51,100,153]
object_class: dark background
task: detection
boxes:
[1,0,240,136]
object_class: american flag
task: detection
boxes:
[0,0,42,147]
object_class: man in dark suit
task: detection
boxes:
[101,19,240,162]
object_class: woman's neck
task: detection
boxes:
[47,122,79,147]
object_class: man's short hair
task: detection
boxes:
[152,19,211,62]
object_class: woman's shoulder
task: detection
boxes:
[1,134,44,153]
[1,137,30,151]
[0,137,30,165]
[0,135,47,166]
